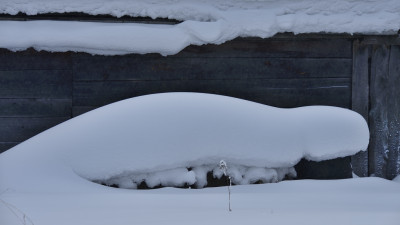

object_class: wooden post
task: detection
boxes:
[369,44,391,178]
[386,45,400,179]
[351,40,370,177]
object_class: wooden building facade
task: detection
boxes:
[0,33,399,179]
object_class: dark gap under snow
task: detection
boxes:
[94,165,297,190]
[0,12,182,24]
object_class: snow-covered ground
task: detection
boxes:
[1,178,400,225]
[0,93,398,225]
[1,0,399,55]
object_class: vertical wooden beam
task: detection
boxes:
[386,45,400,179]
[351,40,370,177]
[369,44,391,178]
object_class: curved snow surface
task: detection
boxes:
[1,0,399,55]
[0,93,369,192]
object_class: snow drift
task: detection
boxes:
[0,0,399,55]
[0,93,369,192]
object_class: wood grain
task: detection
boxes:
[351,40,370,177]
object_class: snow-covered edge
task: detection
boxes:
[0,0,399,55]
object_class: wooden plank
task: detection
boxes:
[176,38,352,58]
[73,78,351,108]
[386,45,400,179]
[351,40,370,177]
[0,117,70,142]
[0,142,19,153]
[0,48,71,70]
[0,98,72,117]
[73,56,352,81]
[72,37,352,59]
[360,36,400,46]
[0,70,72,98]
[369,45,391,178]
[369,45,400,179]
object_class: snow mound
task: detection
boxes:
[0,93,369,192]
[0,0,399,55]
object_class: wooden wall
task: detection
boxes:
[352,37,400,179]
[0,50,72,151]
[0,34,398,179]
[72,37,352,115]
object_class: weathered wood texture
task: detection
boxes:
[72,38,352,115]
[386,46,400,179]
[351,40,370,177]
[172,38,352,58]
[0,99,71,117]
[0,70,72,98]
[0,49,71,70]
[73,56,351,81]
[73,79,350,108]
[0,50,73,152]
[0,117,69,142]
[369,45,400,179]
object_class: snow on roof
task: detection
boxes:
[0,93,369,192]
[0,0,399,55]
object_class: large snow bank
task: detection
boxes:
[1,0,399,55]
[0,93,368,192]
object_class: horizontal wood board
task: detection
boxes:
[0,70,72,98]
[73,57,351,81]
[0,49,74,152]
[0,117,70,142]
[0,49,71,70]
[173,38,352,58]
[73,78,351,109]
[0,98,72,117]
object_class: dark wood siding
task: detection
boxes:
[368,45,400,179]
[72,37,352,116]
[351,37,400,179]
[0,49,72,150]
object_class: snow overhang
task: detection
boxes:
[0,0,399,55]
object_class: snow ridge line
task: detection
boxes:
[0,0,399,55]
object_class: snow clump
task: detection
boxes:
[97,164,296,189]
